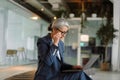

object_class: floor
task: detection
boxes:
[0,59,120,80]
[0,64,120,80]
[0,58,37,80]
[0,64,37,80]
[92,70,120,80]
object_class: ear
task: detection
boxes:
[52,28,56,32]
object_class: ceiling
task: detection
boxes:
[11,0,113,23]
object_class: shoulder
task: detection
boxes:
[37,34,52,46]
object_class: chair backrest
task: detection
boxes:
[7,50,17,56]
[17,47,25,52]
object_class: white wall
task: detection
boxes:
[0,8,6,64]
[0,0,49,64]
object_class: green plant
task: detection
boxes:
[96,17,118,62]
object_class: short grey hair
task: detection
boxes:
[48,18,70,31]
[52,18,70,29]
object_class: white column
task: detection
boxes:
[112,0,120,71]
[77,25,82,65]
[0,9,8,65]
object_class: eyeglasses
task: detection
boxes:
[56,28,68,35]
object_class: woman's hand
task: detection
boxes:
[52,33,61,46]
[72,65,83,70]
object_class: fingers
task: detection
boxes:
[73,65,83,70]
[53,33,61,46]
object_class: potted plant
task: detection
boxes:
[96,16,118,70]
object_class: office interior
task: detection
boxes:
[0,0,120,80]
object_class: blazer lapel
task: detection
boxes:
[58,43,63,62]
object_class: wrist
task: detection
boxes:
[54,43,58,46]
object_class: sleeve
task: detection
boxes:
[61,63,73,71]
[37,38,58,66]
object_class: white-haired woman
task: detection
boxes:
[34,18,92,80]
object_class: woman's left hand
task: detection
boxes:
[72,65,83,70]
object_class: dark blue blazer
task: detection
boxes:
[34,33,72,80]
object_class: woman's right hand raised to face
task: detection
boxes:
[52,32,62,46]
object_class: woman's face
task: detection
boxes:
[52,26,69,39]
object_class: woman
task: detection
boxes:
[34,18,92,80]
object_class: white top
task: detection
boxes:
[56,50,61,60]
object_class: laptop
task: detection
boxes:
[62,55,99,72]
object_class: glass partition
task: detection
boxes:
[64,28,78,65]
[0,0,49,66]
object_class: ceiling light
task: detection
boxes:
[31,16,39,20]
[54,16,57,20]
[92,13,97,18]
[41,8,44,11]
[69,13,75,18]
